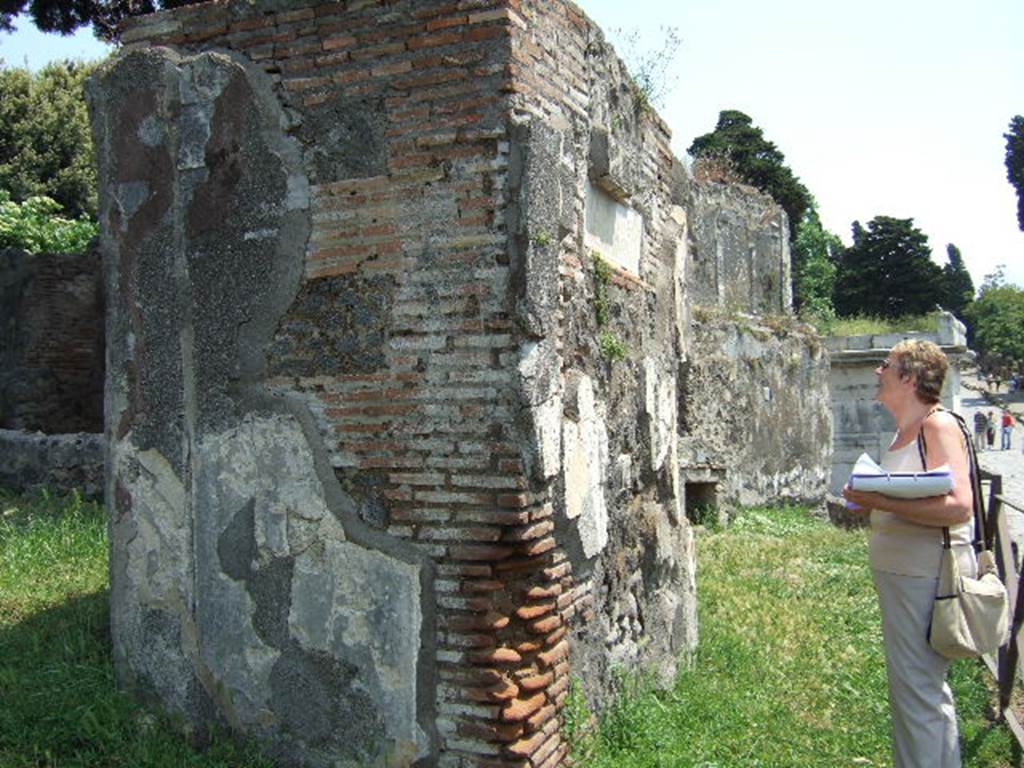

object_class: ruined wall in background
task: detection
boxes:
[0,247,105,496]
[0,247,104,433]
[681,313,831,513]
[678,180,828,519]
[685,181,792,315]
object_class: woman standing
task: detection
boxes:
[843,340,975,768]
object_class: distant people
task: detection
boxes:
[1002,410,1014,450]
[987,411,997,449]
[974,410,989,451]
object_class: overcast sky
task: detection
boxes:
[2,1,1022,288]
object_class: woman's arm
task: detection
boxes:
[842,411,974,527]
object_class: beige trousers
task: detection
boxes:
[873,569,962,768]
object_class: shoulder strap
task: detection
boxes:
[917,407,987,551]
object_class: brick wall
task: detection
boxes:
[103,1,700,765]
[0,247,104,433]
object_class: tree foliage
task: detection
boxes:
[965,269,1024,368]
[833,216,943,319]
[1005,115,1024,232]
[688,110,812,242]
[0,190,97,252]
[940,243,974,320]
[792,208,841,320]
[0,0,199,40]
[0,61,97,218]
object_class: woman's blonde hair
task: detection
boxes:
[891,339,948,404]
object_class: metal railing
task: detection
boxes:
[978,470,1024,744]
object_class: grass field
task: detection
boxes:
[566,506,1019,767]
[1,491,1017,767]
[0,488,272,768]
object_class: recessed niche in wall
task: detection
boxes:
[684,481,718,526]
[584,180,643,274]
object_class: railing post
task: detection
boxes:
[988,474,1022,714]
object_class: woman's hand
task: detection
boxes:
[842,484,882,512]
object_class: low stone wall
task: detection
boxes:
[0,429,105,497]
[827,312,968,494]
[680,312,832,515]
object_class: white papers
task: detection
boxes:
[847,452,954,498]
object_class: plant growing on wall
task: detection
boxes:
[607,26,682,112]
[591,252,627,363]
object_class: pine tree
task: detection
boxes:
[688,110,811,243]
[834,216,943,319]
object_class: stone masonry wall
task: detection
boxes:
[0,429,105,498]
[0,247,104,433]
[685,181,792,315]
[94,0,701,766]
[503,0,696,718]
[91,0,826,766]
[682,313,832,512]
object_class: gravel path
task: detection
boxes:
[956,370,1024,551]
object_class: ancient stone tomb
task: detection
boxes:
[88,0,827,765]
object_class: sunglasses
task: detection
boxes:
[879,359,894,370]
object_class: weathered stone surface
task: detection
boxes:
[684,181,792,315]
[92,44,434,768]
[680,314,831,511]
[0,429,104,497]
[291,538,425,759]
[560,374,609,559]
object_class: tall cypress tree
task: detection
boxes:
[940,243,975,321]
[1005,116,1024,232]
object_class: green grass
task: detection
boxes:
[567,505,1019,768]
[0,488,273,768]
[812,312,942,337]
[3,492,1017,767]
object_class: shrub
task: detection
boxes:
[0,191,97,253]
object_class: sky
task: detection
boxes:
[1,1,1022,288]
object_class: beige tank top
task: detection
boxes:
[868,437,974,577]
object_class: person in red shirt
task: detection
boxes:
[1001,409,1014,450]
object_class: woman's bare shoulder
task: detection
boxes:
[923,409,967,443]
